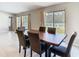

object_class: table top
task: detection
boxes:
[28,30,66,46]
[39,32,66,46]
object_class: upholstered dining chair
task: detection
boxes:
[47,27,56,34]
[28,32,46,57]
[39,26,50,57]
[39,26,46,45]
[39,26,46,32]
[48,32,77,57]
[16,30,30,57]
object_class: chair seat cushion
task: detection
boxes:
[50,46,67,56]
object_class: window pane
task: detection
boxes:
[44,11,65,34]
[17,16,21,28]
[22,16,28,30]
[44,12,53,27]
[8,17,11,27]
[53,11,65,34]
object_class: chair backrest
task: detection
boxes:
[39,27,46,32]
[16,30,26,47]
[28,32,41,54]
[47,27,56,34]
[66,32,77,55]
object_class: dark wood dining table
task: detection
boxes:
[28,30,67,57]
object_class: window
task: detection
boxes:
[53,11,65,34]
[44,12,53,28]
[16,15,28,30]
[16,16,21,28]
[8,17,11,27]
[44,11,65,34]
[22,16,28,30]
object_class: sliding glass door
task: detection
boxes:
[53,11,65,34]
[44,10,65,34]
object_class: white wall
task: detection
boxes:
[30,10,42,30]
[16,2,79,47]
[0,12,14,32]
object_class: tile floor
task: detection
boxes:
[0,31,79,57]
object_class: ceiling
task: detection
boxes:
[0,2,62,14]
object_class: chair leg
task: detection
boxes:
[45,43,49,57]
[40,54,42,57]
[48,49,51,57]
[24,49,26,57]
[53,54,56,57]
[24,48,26,57]
[19,44,21,53]
[31,48,32,57]
[67,54,71,57]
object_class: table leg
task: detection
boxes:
[45,44,50,57]
[45,49,47,57]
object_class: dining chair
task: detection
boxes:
[39,26,46,32]
[47,27,56,34]
[24,35,30,48]
[28,32,46,57]
[39,26,50,57]
[39,26,46,45]
[16,30,30,57]
[48,32,77,57]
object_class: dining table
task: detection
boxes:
[28,30,67,57]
